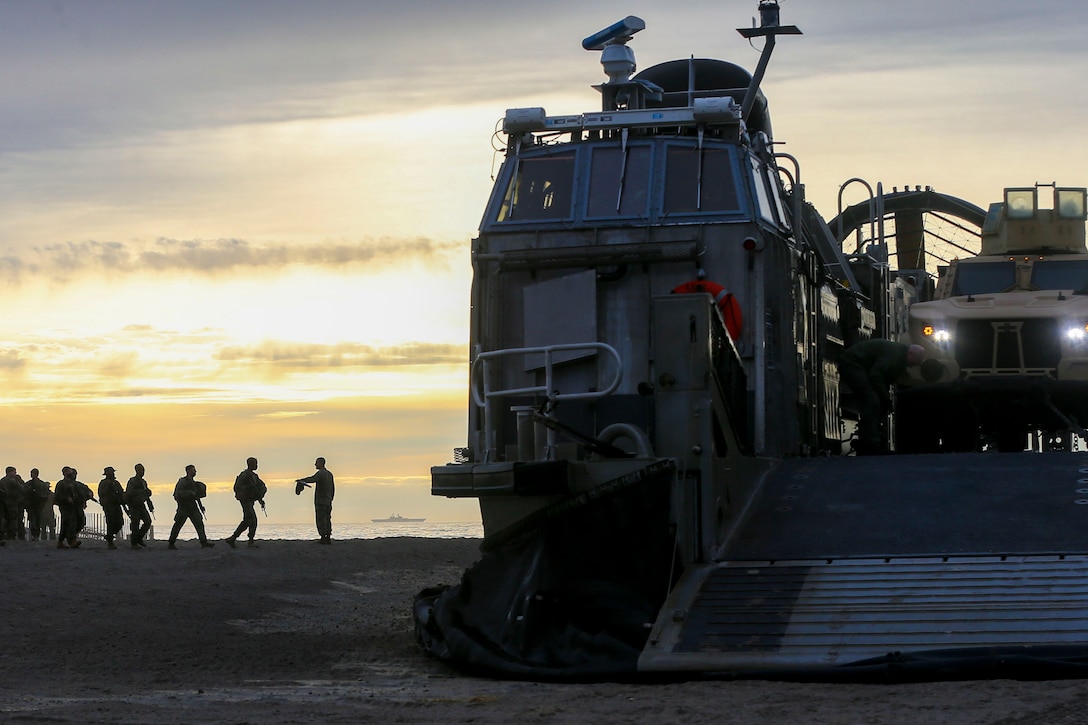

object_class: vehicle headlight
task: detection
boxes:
[921,324,952,343]
[1064,323,1088,344]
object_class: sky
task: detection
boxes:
[2,0,1087,527]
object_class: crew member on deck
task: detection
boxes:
[840,339,924,455]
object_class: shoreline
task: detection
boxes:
[1,538,1084,724]
[27,517,484,544]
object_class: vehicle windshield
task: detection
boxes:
[1030,259,1088,291]
[950,261,1016,296]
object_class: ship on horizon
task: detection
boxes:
[371,513,425,523]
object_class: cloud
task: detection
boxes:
[11,236,461,282]
[0,330,468,406]
[0,0,590,153]
[0,350,26,372]
[4,0,1084,162]
[256,411,320,420]
[100,387,225,400]
[215,341,467,369]
[94,352,136,378]
[364,475,432,488]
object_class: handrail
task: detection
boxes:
[471,342,622,407]
[837,177,876,254]
[471,342,623,460]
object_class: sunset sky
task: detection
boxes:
[1,1,1086,526]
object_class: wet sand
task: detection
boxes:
[1,536,1086,724]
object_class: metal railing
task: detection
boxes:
[6,509,155,542]
[471,342,623,461]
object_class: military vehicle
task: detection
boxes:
[899,185,1088,453]
[414,3,1088,681]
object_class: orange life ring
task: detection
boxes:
[671,280,743,339]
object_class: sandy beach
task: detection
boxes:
[1,536,1087,724]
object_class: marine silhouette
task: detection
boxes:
[98,467,128,549]
[25,469,50,541]
[295,457,334,545]
[124,463,154,549]
[167,464,214,549]
[226,457,266,548]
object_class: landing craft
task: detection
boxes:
[414,2,1088,680]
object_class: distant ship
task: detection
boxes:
[371,513,425,523]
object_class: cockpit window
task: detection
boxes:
[496,151,576,222]
[1031,259,1088,291]
[950,261,1016,295]
[586,146,651,218]
[663,146,738,214]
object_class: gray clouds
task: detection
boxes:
[4,1,1087,259]
[9,236,461,282]
[0,331,469,404]
[4,0,1086,153]
[763,2,1088,87]
[0,350,26,372]
[0,0,586,153]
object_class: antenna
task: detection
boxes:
[736,1,802,122]
[737,1,801,39]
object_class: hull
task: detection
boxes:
[421,452,1088,680]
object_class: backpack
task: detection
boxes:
[234,471,267,501]
[29,480,49,505]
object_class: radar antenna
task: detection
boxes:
[583,16,662,111]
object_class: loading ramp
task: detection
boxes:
[641,452,1088,676]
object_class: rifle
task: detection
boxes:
[259,499,267,517]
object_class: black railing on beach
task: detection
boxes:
[9,510,156,542]
[81,512,156,541]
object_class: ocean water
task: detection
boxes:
[197,520,483,541]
